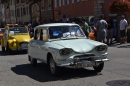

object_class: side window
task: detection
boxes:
[40,29,48,41]
[34,29,41,40]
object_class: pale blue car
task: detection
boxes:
[28,23,109,76]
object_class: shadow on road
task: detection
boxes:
[11,63,99,82]
[0,51,27,56]
[106,80,130,86]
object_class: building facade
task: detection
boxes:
[9,0,16,23]
[53,0,130,23]
[54,0,96,22]
[27,0,53,23]
[5,2,10,23]
[41,0,53,23]
[16,0,30,24]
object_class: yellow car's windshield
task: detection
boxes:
[9,27,28,34]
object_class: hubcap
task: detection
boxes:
[50,58,55,74]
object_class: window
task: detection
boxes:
[17,9,20,17]
[34,29,41,40]
[41,0,44,11]
[55,0,61,7]
[63,0,69,6]
[41,29,48,41]
[48,26,85,39]
[26,7,28,15]
[9,27,28,34]
[48,0,52,10]
[23,8,26,15]
[34,29,48,41]
[72,0,80,3]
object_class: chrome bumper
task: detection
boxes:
[58,58,109,68]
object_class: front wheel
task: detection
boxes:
[1,46,5,52]
[93,62,104,72]
[6,44,12,54]
[30,57,37,66]
[49,57,60,76]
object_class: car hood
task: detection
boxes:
[52,39,105,53]
[10,35,31,42]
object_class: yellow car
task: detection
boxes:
[1,24,32,54]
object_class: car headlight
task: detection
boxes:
[59,48,73,55]
[95,45,107,51]
[13,39,16,42]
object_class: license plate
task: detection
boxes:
[82,61,93,67]
[21,43,28,49]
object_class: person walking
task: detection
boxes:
[81,18,89,37]
[106,17,113,45]
[119,15,128,44]
[96,15,108,43]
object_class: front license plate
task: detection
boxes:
[82,61,93,67]
[21,43,28,49]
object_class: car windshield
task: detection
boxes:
[9,27,28,34]
[0,29,4,34]
[49,26,85,39]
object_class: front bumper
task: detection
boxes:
[57,53,109,68]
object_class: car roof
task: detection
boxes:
[35,23,79,29]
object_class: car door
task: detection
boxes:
[29,29,41,59]
[36,28,48,62]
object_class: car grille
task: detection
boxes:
[74,54,95,62]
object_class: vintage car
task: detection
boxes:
[28,23,109,76]
[1,24,32,54]
[0,28,5,44]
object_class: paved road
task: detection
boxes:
[0,45,130,86]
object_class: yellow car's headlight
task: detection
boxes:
[59,48,73,55]
[13,39,16,42]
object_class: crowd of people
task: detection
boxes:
[26,15,130,45]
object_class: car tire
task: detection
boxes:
[49,56,60,76]
[30,57,37,66]
[6,44,12,54]
[2,47,5,52]
[93,62,104,72]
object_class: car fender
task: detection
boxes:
[7,40,17,49]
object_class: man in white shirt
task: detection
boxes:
[119,15,128,43]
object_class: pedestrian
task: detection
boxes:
[96,15,108,43]
[106,17,113,45]
[119,15,128,44]
[81,18,89,37]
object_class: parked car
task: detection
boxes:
[0,28,5,44]
[1,24,32,54]
[28,23,109,76]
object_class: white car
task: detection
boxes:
[28,23,109,76]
